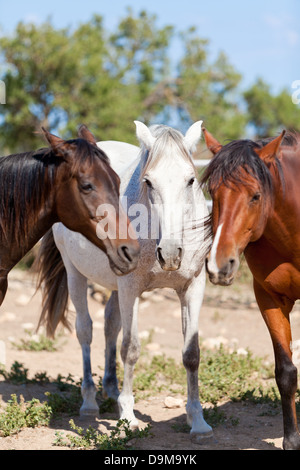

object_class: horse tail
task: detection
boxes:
[34,229,70,338]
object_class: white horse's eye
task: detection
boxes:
[188,177,195,186]
[143,178,153,189]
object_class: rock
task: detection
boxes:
[202,336,229,350]
[22,322,35,330]
[0,312,16,323]
[145,342,160,352]
[236,347,248,356]
[15,294,31,306]
[139,330,150,340]
[164,396,184,409]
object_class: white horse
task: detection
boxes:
[35,121,212,440]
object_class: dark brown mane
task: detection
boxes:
[200,132,300,196]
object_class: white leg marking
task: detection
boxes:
[208,223,223,274]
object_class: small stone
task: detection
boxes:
[202,336,229,350]
[15,294,31,306]
[236,347,248,356]
[164,396,184,409]
[145,342,160,352]
[139,330,150,340]
[0,312,16,323]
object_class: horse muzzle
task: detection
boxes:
[206,256,239,286]
[156,242,183,271]
[107,241,140,275]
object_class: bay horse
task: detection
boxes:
[0,125,140,308]
[201,128,300,450]
[35,121,213,440]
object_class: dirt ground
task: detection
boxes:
[1,267,300,451]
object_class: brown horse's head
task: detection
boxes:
[201,128,286,286]
[42,126,140,275]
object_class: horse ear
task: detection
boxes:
[184,120,203,153]
[255,130,286,163]
[202,128,222,155]
[134,121,156,150]
[41,127,73,159]
[78,124,97,145]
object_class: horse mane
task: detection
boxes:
[200,132,300,196]
[140,125,196,180]
[0,139,109,247]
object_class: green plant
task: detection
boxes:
[0,394,51,437]
[54,418,151,450]
[12,331,60,352]
[0,361,51,385]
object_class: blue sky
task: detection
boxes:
[0,0,299,94]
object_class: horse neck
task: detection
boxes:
[0,165,58,270]
[263,149,300,251]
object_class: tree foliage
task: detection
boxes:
[0,9,299,153]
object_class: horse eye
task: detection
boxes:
[80,182,94,192]
[143,178,153,189]
[188,177,195,186]
[251,192,261,203]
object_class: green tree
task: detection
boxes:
[0,11,173,152]
[244,78,300,138]
[175,27,246,142]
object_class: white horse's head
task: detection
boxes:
[135,120,204,271]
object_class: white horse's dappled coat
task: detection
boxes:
[50,121,212,438]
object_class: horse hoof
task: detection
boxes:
[190,430,214,444]
[129,420,139,431]
[120,416,139,431]
[79,407,99,419]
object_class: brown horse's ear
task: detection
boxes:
[41,127,73,159]
[202,128,222,155]
[255,130,286,163]
[78,124,97,145]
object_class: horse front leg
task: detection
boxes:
[103,290,121,401]
[66,262,98,418]
[253,279,300,450]
[178,268,213,441]
[117,282,140,429]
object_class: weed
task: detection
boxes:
[0,361,50,385]
[0,394,51,437]
[198,345,275,405]
[54,419,152,450]
[12,330,60,352]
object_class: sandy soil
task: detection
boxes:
[1,268,300,451]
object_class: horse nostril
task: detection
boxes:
[156,246,165,265]
[119,245,133,263]
[177,247,183,260]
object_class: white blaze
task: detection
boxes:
[207,223,223,274]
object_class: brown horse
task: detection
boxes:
[201,128,300,450]
[0,125,140,307]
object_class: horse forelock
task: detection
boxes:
[201,139,277,197]
[61,138,111,175]
[140,125,195,180]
